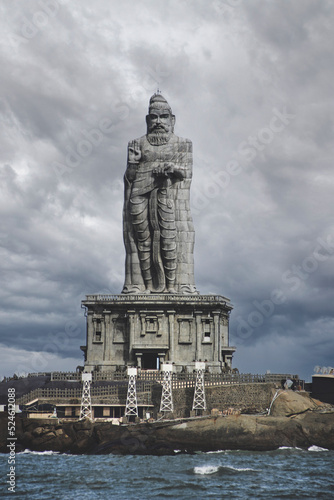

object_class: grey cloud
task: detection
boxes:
[0,0,333,381]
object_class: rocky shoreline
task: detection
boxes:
[1,391,333,455]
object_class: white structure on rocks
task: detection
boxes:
[79,372,92,421]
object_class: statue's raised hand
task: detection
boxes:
[128,140,141,163]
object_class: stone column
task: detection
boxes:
[167,310,175,362]
[158,353,165,368]
[100,314,105,361]
[136,353,142,368]
[103,311,111,361]
[140,313,146,336]
[195,311,203,361]
[157,314,163,337]
[87,313,93,360]
[212,311,220,363]
[128,310,135,364]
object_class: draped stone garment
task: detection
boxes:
[122,133,197,294]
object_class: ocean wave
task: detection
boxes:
[18,449,60,455]
[193,465,259,475]
[308,445,329,452]
[226,466,259,472]
[196,449,242,454]
[194,465,220,475]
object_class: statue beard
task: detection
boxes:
[147,128,172,146]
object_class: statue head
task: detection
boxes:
[146,93,175,145]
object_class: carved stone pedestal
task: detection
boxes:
[81,294,235,374]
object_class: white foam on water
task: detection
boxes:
[278,446,303,451]
[222,449,242,453]
[308,445,329,452]
[193,464,259,475]
[206,450,224,454]
[173,449,181,453]
[18,449,60,455]
[194,465,219,475]
[226,466,259,472]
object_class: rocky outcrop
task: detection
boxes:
[0,412,333,455]
[160,412,334,452]
[1,392,333,455]
[269,389,318,416]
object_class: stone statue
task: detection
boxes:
[122,93,197,295]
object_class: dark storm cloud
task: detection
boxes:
[0,0,333,379]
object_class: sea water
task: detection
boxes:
[1,447,334,499]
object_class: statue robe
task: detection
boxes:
[122,133,197,294]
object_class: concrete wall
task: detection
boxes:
[153,382,275,418]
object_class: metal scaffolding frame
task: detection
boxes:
[192,362,207,411]
[160,363,174,414]
[125,367,138,417]
[79,372,93,420]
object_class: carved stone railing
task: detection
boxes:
[83,294,231,304]
[17,387,81,405]
[51,372,81,381]
[17,385,152,406]
[30,370,303,385]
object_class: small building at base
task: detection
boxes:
[312,374,334,404]
[81,293,235,374]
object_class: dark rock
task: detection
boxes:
[32,427,44,437]
[73,419,93,431]
[1,407,334,455]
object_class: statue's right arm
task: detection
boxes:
[125,140,141,182]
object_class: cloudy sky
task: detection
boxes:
[1,0,333,381]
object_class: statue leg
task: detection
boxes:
[158,190,177,293]
[130,196,153,291]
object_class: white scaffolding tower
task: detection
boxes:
[125,367,138,417]
[79,372,93,420]
[192,362,207,412]
[160,363,174,414]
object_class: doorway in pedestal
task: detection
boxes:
[141,352,160,370]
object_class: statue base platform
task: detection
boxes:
[81,294,235,374]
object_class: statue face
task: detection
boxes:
[146,108,175,134]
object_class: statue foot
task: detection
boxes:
[179,285,199,295]
[167,288,177,294]
[122,285,142,294]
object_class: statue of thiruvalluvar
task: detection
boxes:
[122,93,197,295]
